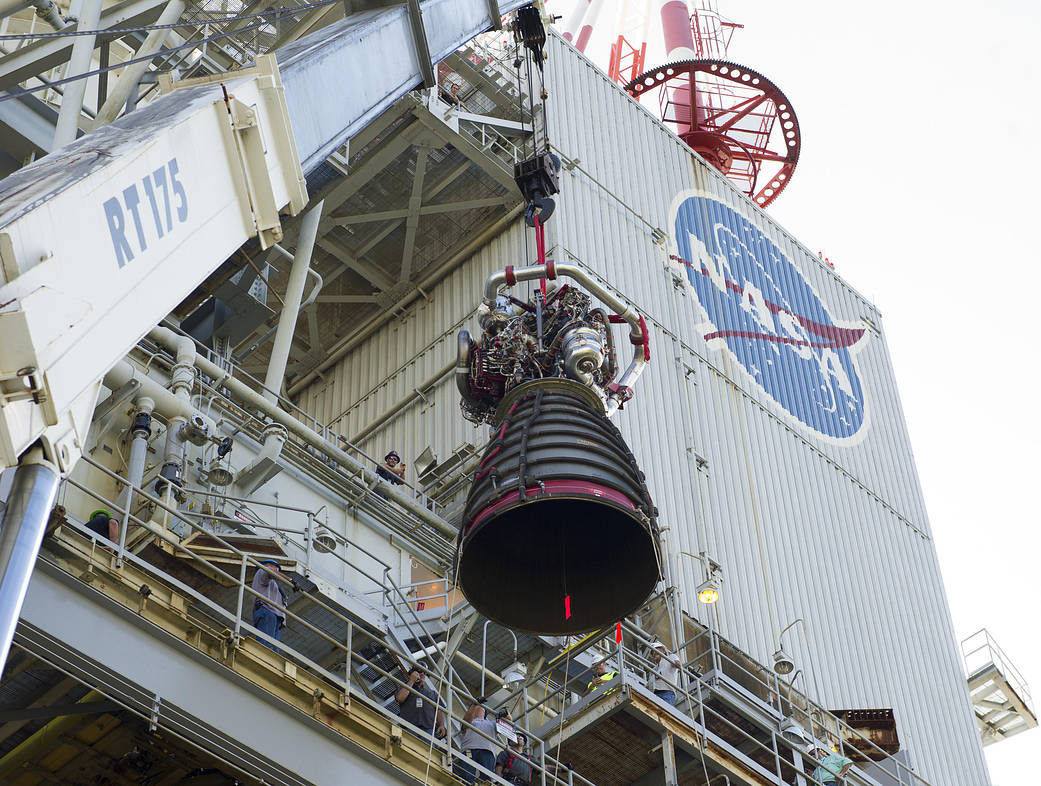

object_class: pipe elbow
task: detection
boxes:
[483,270,508,305]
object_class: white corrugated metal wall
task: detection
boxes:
[300,34,988,785]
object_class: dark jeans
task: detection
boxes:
[654,689,677,705]
[453,749,495,784]
[254,606,283,653]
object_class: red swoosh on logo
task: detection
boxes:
[671,255,865,350]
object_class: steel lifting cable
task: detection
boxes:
[0,0,343,40]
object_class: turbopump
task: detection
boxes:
[456,261,660,635]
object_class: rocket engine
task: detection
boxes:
[456,261,660,635]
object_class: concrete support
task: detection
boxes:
[0,446,59,669]
[264,200,324,404]
[93,0,185,126]
[53,0,103,148]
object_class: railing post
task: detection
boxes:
[539,739,547,786]
[305,512,315,577]
[115,479,132,568]
[345,620,353,694]
[234,554,248,639]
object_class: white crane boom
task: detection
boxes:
[0,0,526,475]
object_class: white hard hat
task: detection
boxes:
[651,641,667,650]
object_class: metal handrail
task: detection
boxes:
[48,471,600,786]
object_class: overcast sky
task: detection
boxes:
[551,1,1039,782]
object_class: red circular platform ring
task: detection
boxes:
[626,59,801,208]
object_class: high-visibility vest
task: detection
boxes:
[587,670,619,693]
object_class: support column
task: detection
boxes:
[263,200,324,404]
[53,0,103,147]
[0,446,59,669]
[661,731,678,786]
[94,0,185,126]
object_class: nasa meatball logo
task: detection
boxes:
[670,193,869,442]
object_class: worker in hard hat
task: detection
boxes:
[583,659,619,696]
[648,641,682,705]
[251,558,288,653]
[808,744,853,784]
[85,509,119,543]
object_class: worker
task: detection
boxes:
[453,698,497,784]
[648,640,682,705]
[252,558,288,653]
[583,659,619,696]
[495,732,533,785]
[84,509,119,543]
[808,744,853,784]
[395,662,447,740]
[377,450,406,485]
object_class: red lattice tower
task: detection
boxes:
[601,0,802,208]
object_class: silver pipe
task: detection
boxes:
[149,327,455,538]
[264,200,324,404]
[94,0,186,125]
[0,446,59,670]
[103,362,212,428]
[114,397,154,548]
[53,0,103,147]
[30,0,65,29]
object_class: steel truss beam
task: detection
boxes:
[0,0,168,91]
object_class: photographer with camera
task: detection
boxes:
[395,662,446,740]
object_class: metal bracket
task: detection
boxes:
[149,693,162,732]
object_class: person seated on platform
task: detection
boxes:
[495,732,533,786]
[377,450,406,485]
[252,558,288,653]
[84,509,119,543]
[582,658,619,697]
[395,661,447,741]
[648,640,682,705]
[453,698,498,784]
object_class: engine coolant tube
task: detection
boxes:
[458,379,660,635]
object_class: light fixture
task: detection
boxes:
[696,577,720,604]
[779,716,808,745]
[501,661,527,688]
[773,648,795,675]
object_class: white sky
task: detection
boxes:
[549,1,1040,782]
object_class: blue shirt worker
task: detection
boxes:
[252,558,287,652]
[453,699,498,784]
[395,662,447,740]
[809,745,853,784]
[85,509,119,542]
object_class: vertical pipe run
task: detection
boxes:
[264,200,324,404]
[0,447,59,670]
[53,0,103,148]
